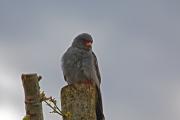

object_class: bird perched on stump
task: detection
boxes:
[61,33,105,120]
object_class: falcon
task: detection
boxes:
[61,33,105,120]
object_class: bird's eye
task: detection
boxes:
[83,39,93,47]
[83,39,93,44]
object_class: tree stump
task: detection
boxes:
[61,82,97,120]
[21,73,44,120]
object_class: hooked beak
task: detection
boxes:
[85,41,92,47]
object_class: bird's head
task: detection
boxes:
[72,33,93,51]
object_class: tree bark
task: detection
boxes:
[21,73,44,120]
[61,82,97,120]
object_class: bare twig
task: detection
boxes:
[40,91,65,116]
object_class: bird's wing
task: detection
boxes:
[92,52,101,84]
[63,75,67,81]
[92,52,104,120]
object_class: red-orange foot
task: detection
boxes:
[83,80,92,84]
[82,80,92,89]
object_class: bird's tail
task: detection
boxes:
[96,86,105,120]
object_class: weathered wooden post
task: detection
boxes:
[21,73,44,120]
[61,82,97,120]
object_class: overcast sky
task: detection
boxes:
[0,0,180,120]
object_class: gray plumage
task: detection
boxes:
[61,33,105,120]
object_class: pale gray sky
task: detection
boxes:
[0,0,180,120]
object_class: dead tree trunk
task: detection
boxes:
[21,73,44,120]
[61,82,97,120]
